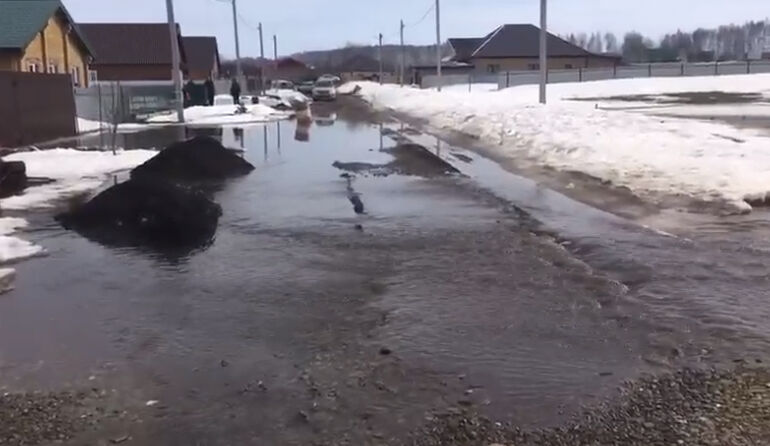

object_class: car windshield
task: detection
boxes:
[315,81,333,87]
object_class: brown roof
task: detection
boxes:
[448,38,484,62]
[182,36,219,74]
[471,24,591,59]
[79,23,185,65]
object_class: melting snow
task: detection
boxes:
[348,74,770,211]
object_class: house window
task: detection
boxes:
[486,64,501,73]
[88,70,98,83]
[48,63,57,73]
[564,64,574,69]
[28,63,39,73]
[71,66,81,86]
[528,63,540,70]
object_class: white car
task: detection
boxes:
[312,79,337,101]
[270,79,295,90]
[318,74,342,85]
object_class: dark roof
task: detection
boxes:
[339,54,385,72]
[79,23,185,65]
[448,38,483,62]
[471,24,592,58]
[183,36,219,73]
[0,0,93,56]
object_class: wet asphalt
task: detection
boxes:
[1,97,770,445]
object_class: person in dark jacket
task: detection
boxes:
[204,76,215,106]
[230,78,241,105]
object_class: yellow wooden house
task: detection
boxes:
[0,0,93,86]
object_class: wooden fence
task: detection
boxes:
[0,72,76,148]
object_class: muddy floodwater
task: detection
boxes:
[2,99,770,445]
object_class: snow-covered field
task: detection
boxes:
[147,103,291,125]
[344,74,770,212]
[0,148,157,279]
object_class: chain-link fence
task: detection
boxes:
[74,81,179,124]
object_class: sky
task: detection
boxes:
[61,0,770,58]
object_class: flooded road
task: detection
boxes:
[1,99,770,445]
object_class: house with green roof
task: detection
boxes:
[0,0,93,86]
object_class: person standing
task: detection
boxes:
[230,78,241,106]
[204,76,215,106]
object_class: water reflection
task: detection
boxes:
[232,127,245,148]
[295,112,311,142]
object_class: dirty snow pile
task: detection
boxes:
[2,148,157,210]
[147,103,291,125]
[263,88,312,106]
[347,74,770,211]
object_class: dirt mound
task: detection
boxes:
[131,136,254,182]
[0,160,27,198]
[57,177,222,250]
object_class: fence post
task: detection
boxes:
[648,64,652,77]
[469,74,472,92]
[506,71,510,88]
[747,60,751,74]
[714,61,719,76]
[613,64,617,78]
[579,68,583,82]
[680,63,684,76]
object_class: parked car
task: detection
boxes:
[297,81,315,95]
[270,79,295,90]
[318,74,342,85]
[312,79,337,101]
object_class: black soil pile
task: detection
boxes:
[131,136,254,182]
[0,160,27,198]
[57,177,222,250]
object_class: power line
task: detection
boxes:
[405,2,435,28]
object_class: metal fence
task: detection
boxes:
[497,60,770,90]
[0,71,76,147]
[75,81,178,124]
[419,61,770,91]
[421,73,498,91]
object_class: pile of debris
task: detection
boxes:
[58,136,254,253]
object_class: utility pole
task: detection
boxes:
[258,23,265,60]
[378,33,383,85]
[273,34,278,60]
[258,22,265,92]
[231,0,242,81]
[400,19,405,87]
[539,0,547,104]
[435,0,442,91]
[165,0,183,123]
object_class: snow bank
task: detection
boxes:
[147,103,290,125]
[0,218,42,266]
[1,149,156,209]
[77,117,104,134]
[0,268,15,293]
[0,236,43,263]
[77,118,150,134]
[542,73,770,101]
[264,89,311,105]
[0,218,28,236]
[349,76,770,211]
